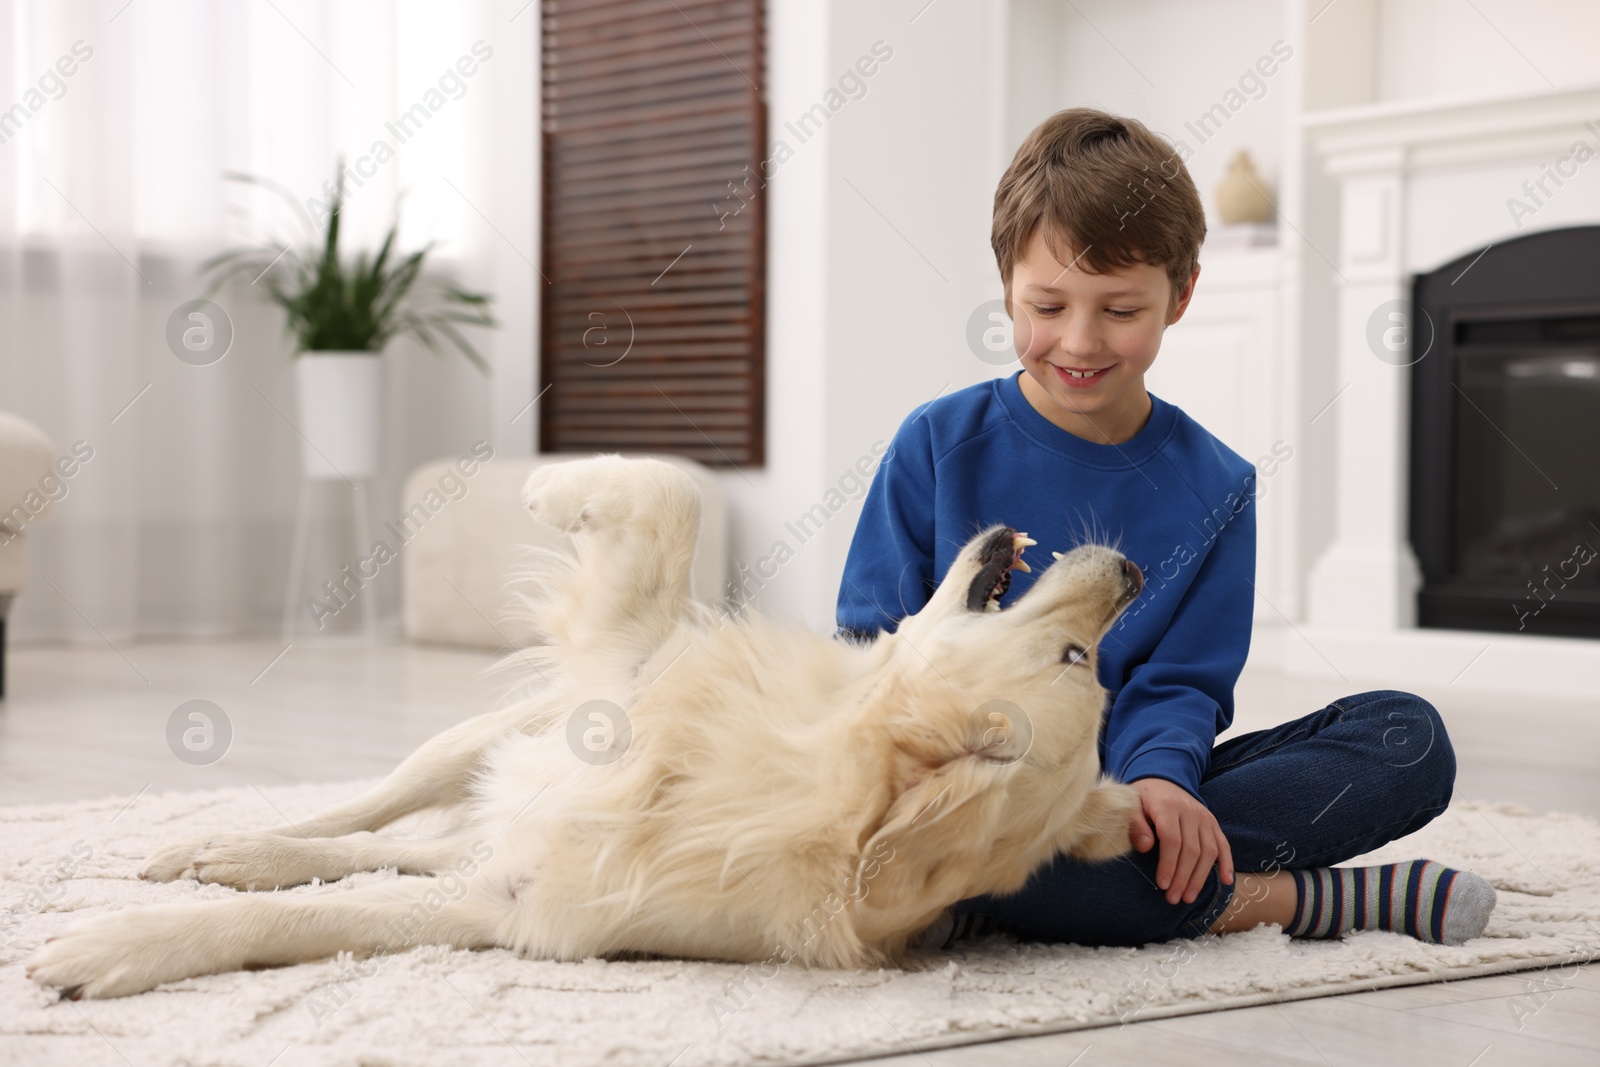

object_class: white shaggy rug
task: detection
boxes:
[2,782,1597,1067]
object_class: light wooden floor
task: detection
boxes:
[1,638,1596,1064]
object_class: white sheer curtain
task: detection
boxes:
[0,0,537,642]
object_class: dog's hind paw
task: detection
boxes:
[522,455,697,535]
[523,457,628,533]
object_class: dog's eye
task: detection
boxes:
[1061,643,1089,666]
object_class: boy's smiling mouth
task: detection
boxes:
[1051,363,1113,386]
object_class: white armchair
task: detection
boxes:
[0,413,63,698]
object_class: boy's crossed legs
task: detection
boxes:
[947,689,1495,947]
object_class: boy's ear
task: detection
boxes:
[1167,265,1202,325]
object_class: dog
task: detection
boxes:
[27,454,1144,999]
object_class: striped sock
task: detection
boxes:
[1286,859,1496,946]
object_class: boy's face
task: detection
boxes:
[1006,226,1198,441]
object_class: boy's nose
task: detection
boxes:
[1058,313,1101,357]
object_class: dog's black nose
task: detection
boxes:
[1122,559,1143,595]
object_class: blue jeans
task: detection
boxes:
[952,689,1457,946]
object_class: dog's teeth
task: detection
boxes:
[1011,533,1035,572]
[1051,551,1064,561]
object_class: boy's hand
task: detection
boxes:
[1128,777,1234,905]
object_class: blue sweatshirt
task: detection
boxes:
[834,370,1258,800]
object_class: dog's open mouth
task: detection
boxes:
[965,527,1036,612]
[964,531,1144,617]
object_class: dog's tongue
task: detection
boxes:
[1011,533,1037,573]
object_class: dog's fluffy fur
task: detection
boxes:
[28,454,1143,999]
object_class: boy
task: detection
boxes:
[835,108,1495,949]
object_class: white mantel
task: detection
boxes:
[1306,83,1600,163]
[1272,83,1600,700]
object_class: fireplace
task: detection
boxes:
[1410,225,1600,638]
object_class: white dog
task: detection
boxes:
[28,454,1144,999]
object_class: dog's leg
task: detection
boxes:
[1060,779,1140,862]
[521,456,702,680]
[191,830,488,891]
[141,705,535,881]
[27,875,504,1000]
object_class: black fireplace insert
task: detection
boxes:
[1410,225,1600,638]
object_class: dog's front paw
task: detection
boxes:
[193,834,320,891]
[140,836,212,882]
[1063,781,1140,862]
[27,912,182,999]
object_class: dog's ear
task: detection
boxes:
[856,695,1031,855]
[843,690,1048,935]
[848,754,1001,933]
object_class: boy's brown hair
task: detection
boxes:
[992,108,1206,313]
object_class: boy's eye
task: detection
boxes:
[1029,305,1139,319]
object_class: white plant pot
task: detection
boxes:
[293,351,383,480]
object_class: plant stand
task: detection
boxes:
[280,476,379,643]
[280,352,384,643]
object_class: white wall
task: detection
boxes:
[706,0,1011,632]
[705,0,831,631]
[1019,0,1293,231]
[815,0,1010,630]
[1374,0,1600,104]
[1301,0,1600,113]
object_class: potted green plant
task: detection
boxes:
[200,164,496,480]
